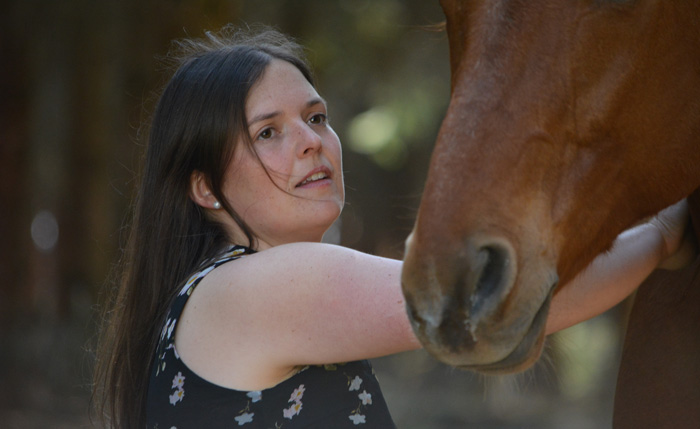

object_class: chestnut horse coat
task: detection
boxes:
[402,1,700,426]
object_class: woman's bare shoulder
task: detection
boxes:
[174,242,414,390]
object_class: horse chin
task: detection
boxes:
[416,291,552,375]
[458,305,549,375]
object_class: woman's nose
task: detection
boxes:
[293,121,323,157]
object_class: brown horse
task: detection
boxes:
[402,0,700,425]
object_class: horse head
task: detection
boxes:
[402,0,700,373]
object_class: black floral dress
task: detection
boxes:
[146,245,397,428]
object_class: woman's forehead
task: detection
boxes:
[246,59,320,114]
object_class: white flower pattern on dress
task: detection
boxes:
[171,372,185,389]
[349,413,366,425]
[283,384,305,420]
[347,376,372,424]
[168,372,185,405]
[234,412,254,425]
[247,390,262,403]
[169,387,184,405]
[234,401,255,426]
[289,384,305,402]
[283,401,303,419]
[161,317,176,341]
[348,376,362,391]
[358,390,372,405]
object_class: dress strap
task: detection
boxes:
[159,245,253,345]
[176,245,253,297]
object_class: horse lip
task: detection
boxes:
[296,166,331,187]
[458,289,554,374]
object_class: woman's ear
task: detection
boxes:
[189,171,221,210]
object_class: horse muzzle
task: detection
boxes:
[402,232,558,373]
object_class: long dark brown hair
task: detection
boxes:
[92,25,314,428]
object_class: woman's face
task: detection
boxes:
[222,59,344,249]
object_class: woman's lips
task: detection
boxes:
[296,166,331,188]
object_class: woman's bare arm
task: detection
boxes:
[545,199,692,335]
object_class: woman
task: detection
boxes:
[93,26,692,428]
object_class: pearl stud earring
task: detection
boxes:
[213,201,221,210]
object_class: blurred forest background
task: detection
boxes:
[1,0,626,427]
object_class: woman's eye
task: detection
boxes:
[257,128,274,140]
[308,114,327,125]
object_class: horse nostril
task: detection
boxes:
[435,240,516,351]
[470,243,513,315]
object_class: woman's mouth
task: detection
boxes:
[296,167,331,188]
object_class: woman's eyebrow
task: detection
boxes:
[248,110,281,127]
[247,97,328,127]
[307,97,327,109]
